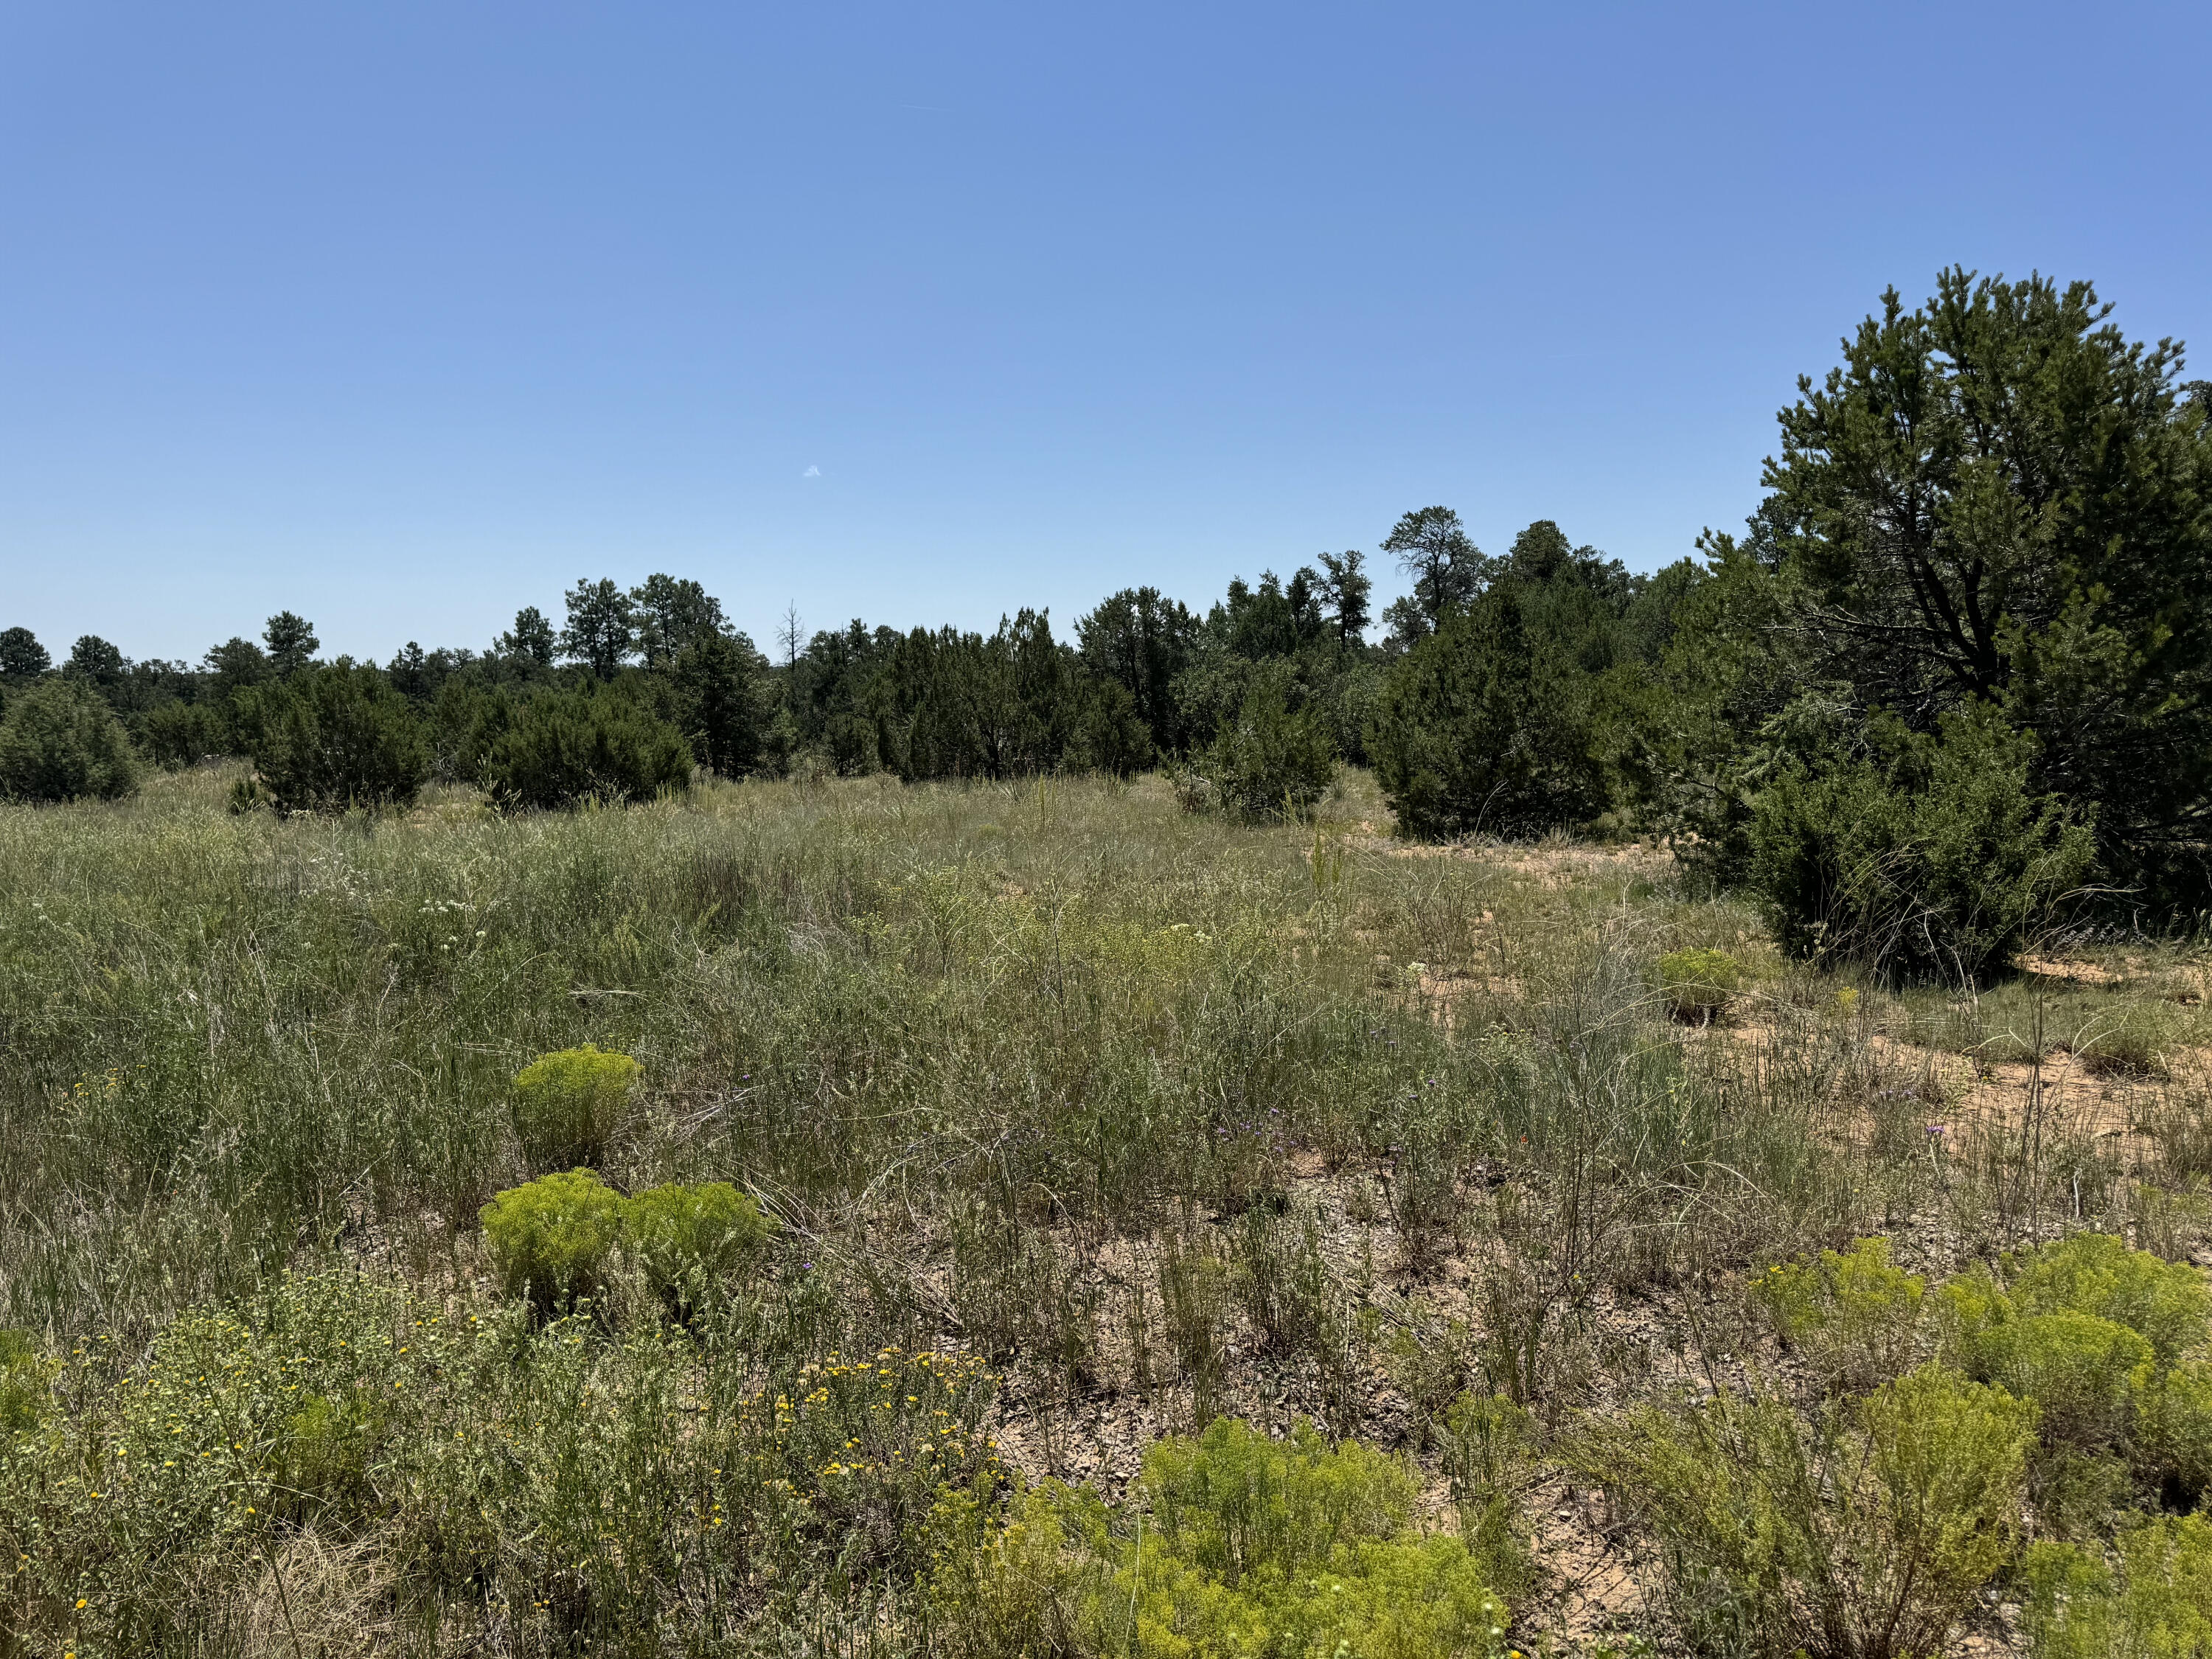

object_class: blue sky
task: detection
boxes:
[4,1,2208,662]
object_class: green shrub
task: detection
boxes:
[1747,703,2095,982]
[2130,1361,2212,1506]
[928,1418,1511,1658]
[1370,582,1636,841]
[1189,671,1337,822]
[1072,677,1155,776]
[1997,1234,2209,1368]
[136,698,225,770]
[622,1180,776,1317]
[1572,1365,2035,1659]
[276,1388,387,1523]
[824,709,879,777]
[483,684,693,810]
[1944,1235,2212,1508]
[1973,1312,2149,1451]
[1658,947,1745,1024]
[239,662,430,813]
[480,1169,625,1311]
[1755,1236,1929,1395]
[0,678,141,801]
[0,1328,50,1432]
[0,1270,436,1642]
[512,1043,641,1169]
[2024,1514,2212,1658]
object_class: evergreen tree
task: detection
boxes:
[561,579,636,679]
[241,663,429,813]
[1380,506,1485,642]
[1758,268,2212,902]
[1077,588,1199,756]
[0,627,51,683]
[482,683,693,809]
[630,574,728,669]
[1315,550,1372,644]
[1074,678,1154,776]
[671,630,765,777]
[0,678,140,801]
[262,611,319,676]
[498,606,559,670]
[1370,558,1652,840]
[202,637,271,698]
[66,636,127,688]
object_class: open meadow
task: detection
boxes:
[4,766,2208,1656]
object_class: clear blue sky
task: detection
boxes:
[4,1,2208,663]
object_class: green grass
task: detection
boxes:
[0,765,2206,1655]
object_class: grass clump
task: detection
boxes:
[1658,946,1745,1024]
[1439,1391,1541,1599]
[512,1043,641,1169]
[2074,1002,2180,1078]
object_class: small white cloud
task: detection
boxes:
[801,464,821,479]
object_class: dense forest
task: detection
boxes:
[6,265,2211,976]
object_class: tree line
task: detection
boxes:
[3,267,2208,975]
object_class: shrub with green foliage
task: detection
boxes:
[1952,1234,2210,1371]
[1572,1365,2035,1659]
[1371,581,1645,841]
[480,1169,626,1310]
[623,1180,776,1318]
[2025,1513,2212,1659]
[1941,1234,2212,1512]
[928,1417,1511,1658]
[1755,1236,1930,1395]
[1188,670,1337,822]
[0,1272,432,1643]
[1071,677,1155,776]
[1747,702,2095,981]
[1753,268,2212,914]
[240,661,430,813]
[1978,1312,2151,1452]
[737,1348,1008,1585]
[1658,947,1744,1024]
[479,1172,775,1320]
[482,684,693,809]
[512,1043,641,1168]
[0,677,142,801]
[0,1328,50,1432]
[136,698,224,770]
[1439,1391,1541,1599]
